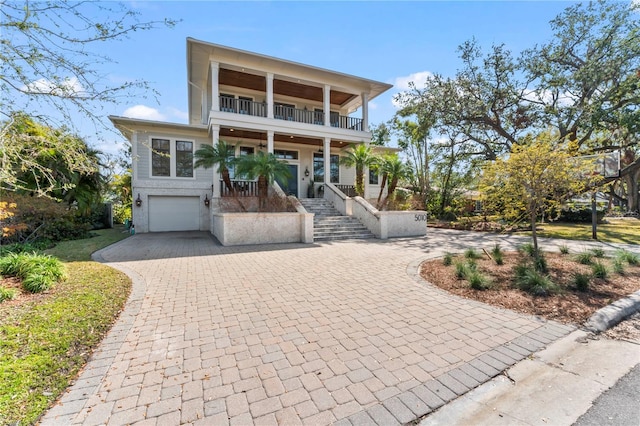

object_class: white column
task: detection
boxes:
[323,84,331,127]
[323,137,331,184]
[211,125,220,196]
[211,62,220,111]
[267,130,274,153]
[266,73,274,119]
[132,131,138,181]
[201,89,208,125]
[361,92,369,132]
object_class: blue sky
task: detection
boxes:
[87,1,579,156]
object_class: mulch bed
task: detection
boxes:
[420,251,640,325]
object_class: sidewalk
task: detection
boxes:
[421,323,640,425]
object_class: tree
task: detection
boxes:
[390,117,432,197]
[380,155,410,209]
[370,122,391,146]
[194,140,237,195]
[235,151,291,211]
[1,113,104,209]
[340,144,378,196]
[1,1,176,131]
[479,133,596,256]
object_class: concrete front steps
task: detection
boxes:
[299,198,375,241]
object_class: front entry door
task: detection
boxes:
[277,164,298,197]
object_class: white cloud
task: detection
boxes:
[122,105,166,121]
[167,107,189,122]
[393,71,433,91]
[369,101,378,111]
[22,77,86,96]
[523,89,575,107]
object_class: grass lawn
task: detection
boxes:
[532,219,640,245]
[0,227,132,425]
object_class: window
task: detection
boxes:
[176,141,194,177]
[239,146,254,156]
[369,169,379,185]
[151,137,194,178]
[313,153,339,183]
[152,139,170,177]
[274,149,298,160]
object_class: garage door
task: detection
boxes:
[148,196,200,232]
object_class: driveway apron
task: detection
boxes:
[42,229,586,425]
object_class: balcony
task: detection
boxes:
[218,96,363,131]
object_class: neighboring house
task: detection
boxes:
[111,38,392,233]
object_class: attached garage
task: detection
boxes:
[148,196,200,232]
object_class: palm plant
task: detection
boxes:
[235,151,291,210]
[381,155,409,208]
[375,153,401,208]
[340,144,378,196]
[194,140,236,195]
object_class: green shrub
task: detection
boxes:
[0,286,17,303]
[454,262,469,279]
[493,251,504,265]
[0,240,53,256]
[559,245,570,255]
[590,248,606,258]
[464,248,482,260]
[557,205,605,223]
[518,243,536,257]
[612,258,626,275]
[575,252,593,265]
[514,265,557,296]
[491,244,502,257]
[572,273,591,292]
[468,272,492,290]
[591,261,609,280]
[615,250,639,266]
[0,252,65,293]
[534,253,548,273]
[442,253,453,266]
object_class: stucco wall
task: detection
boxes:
[212,212,313,246]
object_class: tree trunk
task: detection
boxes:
[221,168,234,195]
[382,177,399,208]
[376,173,388,209]
[258,175,267,211]
[625,168,640,213]
[355,166,364,196]
[531,211,539,261]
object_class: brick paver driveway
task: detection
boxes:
[43,229,576,425]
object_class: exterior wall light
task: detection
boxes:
[204,194,210,207]
[304,167,310,177]
[135,193,142,207]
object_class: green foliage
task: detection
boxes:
[468,271,492,290]
[557,206,606,224]
[590,262,609,280]
[340,144,378,196]
[442,253,453,266]
[559,245,570,255]
[612,259,626,275]
[491,244,503,257]
[514,264,558,296]
[195,140,238,195]
[0,240,52,257]
[235,151,292,210]
[493,251,504,266]
[0,253,66,293]
[464,248,482,260]
[590,248,606,258]
[519,243,536,257]
[0,287,17,303]
[454,262,470,280]
[572,273,591,292]
[615,250,639,266]
[575,252,594,265]
[376,154,410,209]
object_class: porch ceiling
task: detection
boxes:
[219,68,356,106]
[219,128,351,149]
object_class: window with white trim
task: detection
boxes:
[151,137,194,178]
[313,152,339,183]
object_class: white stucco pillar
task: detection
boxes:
[211,62,220,112]
[323,137,331,184]
[267,130,274,153]
[201,89,208,125]
[361,92,369,132]
[323,84,331,127]
[211,125,220,196]
[266,73,274,119]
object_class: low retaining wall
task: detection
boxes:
[351,197,427,239]
[211,212,314,246]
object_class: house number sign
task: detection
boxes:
[414,214,428,221]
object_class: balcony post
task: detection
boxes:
[323,137,331,184]
[266,73,274,119]
[267,130,274,154]
[361,92,369,132]
[211,62,219,112]
[323,84,331,127]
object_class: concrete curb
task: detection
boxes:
[583,289,640,333]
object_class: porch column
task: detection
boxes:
[266,73,274,119]
[211,61,220,112]
[361,92,369,132]
[323,84,331,127]
[267,130,274,154]
[323,137,331,184]
[211,125,220,197]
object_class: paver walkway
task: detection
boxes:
[42,229,637,425]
